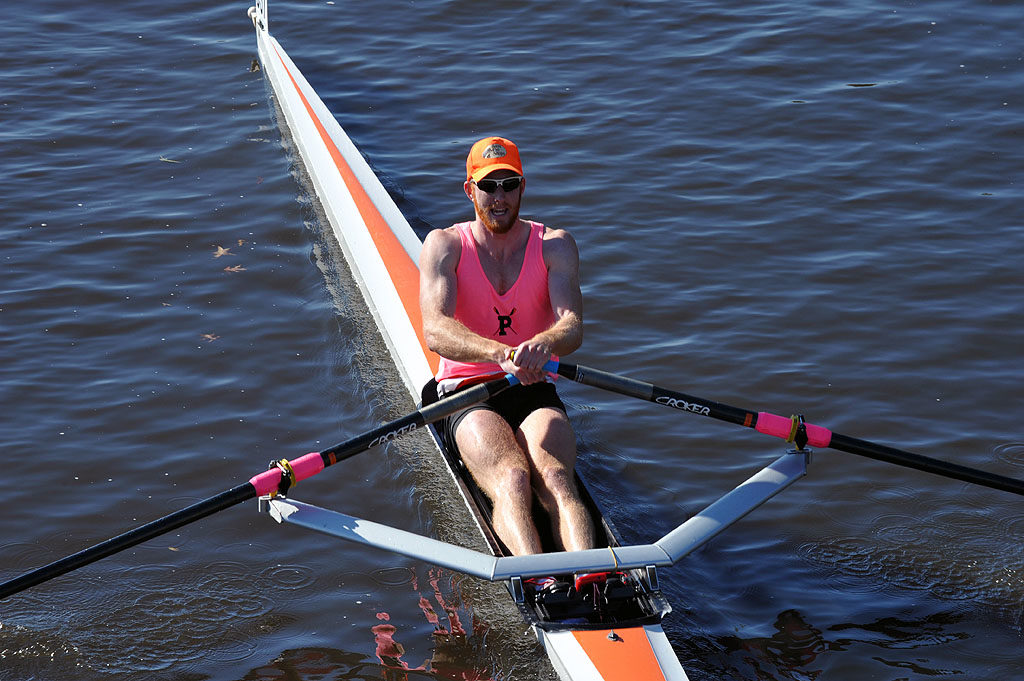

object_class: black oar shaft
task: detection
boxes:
[555,361,754,426]
[556,360,1024,498]
[1,375,516,601]
[321,375,514,466]
[0,483,255,600]
[829,432,1024,496]
[251,375,518,496]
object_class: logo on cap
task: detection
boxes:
[482,144,507,159]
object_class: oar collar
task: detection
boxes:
[270,458,297,496]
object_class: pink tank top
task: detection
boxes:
[436,220,557,390]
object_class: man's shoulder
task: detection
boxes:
[538,224,579,258]
[421,225,465,269]
[531,220,572,240]
[424,224,463,247]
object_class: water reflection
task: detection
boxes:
[828,611,970,650]
[719,609,827,680]
[237,568,495,681]
[716,608,971,680]
[371,568,493,680]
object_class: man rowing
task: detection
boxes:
[419,136,595,556]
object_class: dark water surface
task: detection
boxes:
[2,1,1022,679]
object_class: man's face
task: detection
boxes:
[467,169,524,235]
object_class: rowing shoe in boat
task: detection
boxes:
[248,2,810,679]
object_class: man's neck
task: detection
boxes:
[472,217,528,257]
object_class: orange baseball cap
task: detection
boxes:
[466,136,523,182]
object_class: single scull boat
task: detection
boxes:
[247,3,807,679]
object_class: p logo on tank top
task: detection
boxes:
[493,307,517,336]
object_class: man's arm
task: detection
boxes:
[419,227,507,364]
[508,228,584,375]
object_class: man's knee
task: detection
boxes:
[497,463,533,499]
[537,464,576,502]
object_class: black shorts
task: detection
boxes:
[441,381,566,450]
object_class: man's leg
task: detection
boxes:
[516,408,595,552]
[454,409,543,555]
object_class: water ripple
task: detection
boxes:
[799,534,1024,618]
[258,563,318,590]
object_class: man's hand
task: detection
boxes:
[500,341,552,385]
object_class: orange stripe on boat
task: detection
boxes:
[572,627,667,680]
[272,43,439,375]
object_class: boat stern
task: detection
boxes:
[539,624,689,681]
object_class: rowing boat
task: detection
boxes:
[246,3,808,679]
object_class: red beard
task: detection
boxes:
[474,193,520,235]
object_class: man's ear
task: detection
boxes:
[463,179,474,200]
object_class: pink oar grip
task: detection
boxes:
[755,412,832,448]
[248,452,325,496]
[754,412,793,440]
[290,451,326,480]
[248,468,281,497]
[805,423,832,447]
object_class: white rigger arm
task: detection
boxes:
[260,450,809,580]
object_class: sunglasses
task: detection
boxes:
[474,176,523,193]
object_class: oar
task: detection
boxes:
[0,374,515,600]
[548,359,1024,497]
